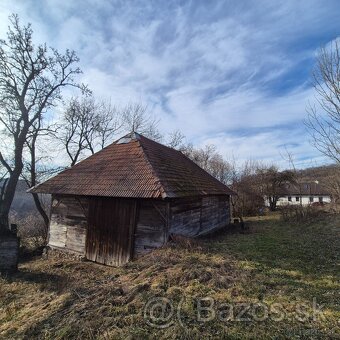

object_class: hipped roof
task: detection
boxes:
[30,132,234,199]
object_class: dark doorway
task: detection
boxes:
[86,198,137,266]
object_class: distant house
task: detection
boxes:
[30,132,234,266]
[265,181,331,207]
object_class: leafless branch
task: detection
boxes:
[0,14,85,231]
[306,38,340,164]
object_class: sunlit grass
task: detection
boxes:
[0,214,339,339]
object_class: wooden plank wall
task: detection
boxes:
[169,197,202,237]
[86,198,137,266]
[200,196,230,235]
[169,195,230,237]
[47,194,230,264]
[48,195,88,254]
[134,200,167,256]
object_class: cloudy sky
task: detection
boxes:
[1,0,339,168]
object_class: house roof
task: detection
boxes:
[30,132,234,199]
[279,182,330,196]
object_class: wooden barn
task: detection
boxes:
[30,132,234,266]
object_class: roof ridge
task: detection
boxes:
[137,138,168,198]
[138,135,234,197]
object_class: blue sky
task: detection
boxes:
[1,0,339,168]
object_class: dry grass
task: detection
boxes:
[0,214,339,339]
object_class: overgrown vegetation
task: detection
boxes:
[279,203,336,222]
[0,214,339,339]
[10,212,47,253]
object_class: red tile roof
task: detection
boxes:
[30,132,234,198]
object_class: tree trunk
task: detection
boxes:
[32,193,49,227]
[0,171,20,272]
[0,169,22,234]
[26,131,50,234]
[269,197,277,211]
[0,131,26,234]
[31,192,49,242]
[0,212,10,235]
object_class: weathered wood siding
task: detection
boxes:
[169,197,202,237]
[134,200,167,256]
[49,195,88,254]
[47,194,230,265]
[86,198,137,266]
[200,196,230,235]
[169,195,230,237]
[0,235,19,271]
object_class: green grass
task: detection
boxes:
[0,214,339,339]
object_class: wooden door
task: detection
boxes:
[86,198,137,266]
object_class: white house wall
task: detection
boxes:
[265,195,331,207]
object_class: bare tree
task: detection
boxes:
[178,141,233,185]
[0,165,8,205]
[208,153,233,185]
[0,14,85,233]
[25,120,49,227]
[191,145,217,171]
[258,166,296,211]
[167,130,186,149]
[96,100,123,149]
[306,38,340,163]
[60,96,123,166]
[61,97,99,166]
[21,117,59,230]
[122,103,161,141]
[304,164,340,211]
[230,160,265,217]
[280,147,305,206]
[179,142,195,158]
[320,165,340,211]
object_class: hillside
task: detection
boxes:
[0,214,339,339]
[297,164,339,182]
[0,180,50,217]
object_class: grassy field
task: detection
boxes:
[0,214,339,339]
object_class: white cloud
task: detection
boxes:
[0,0,338,168]
[160,86,315,138]
[201,129,329,169]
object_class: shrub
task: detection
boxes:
[279,204,325,222]
[9,212,48,251]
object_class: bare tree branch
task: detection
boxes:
[122,103,162,141]
[59,96,123,166]
[306,38,340,164]
[0,14,85,232]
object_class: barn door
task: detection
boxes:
[86,198,137,266]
